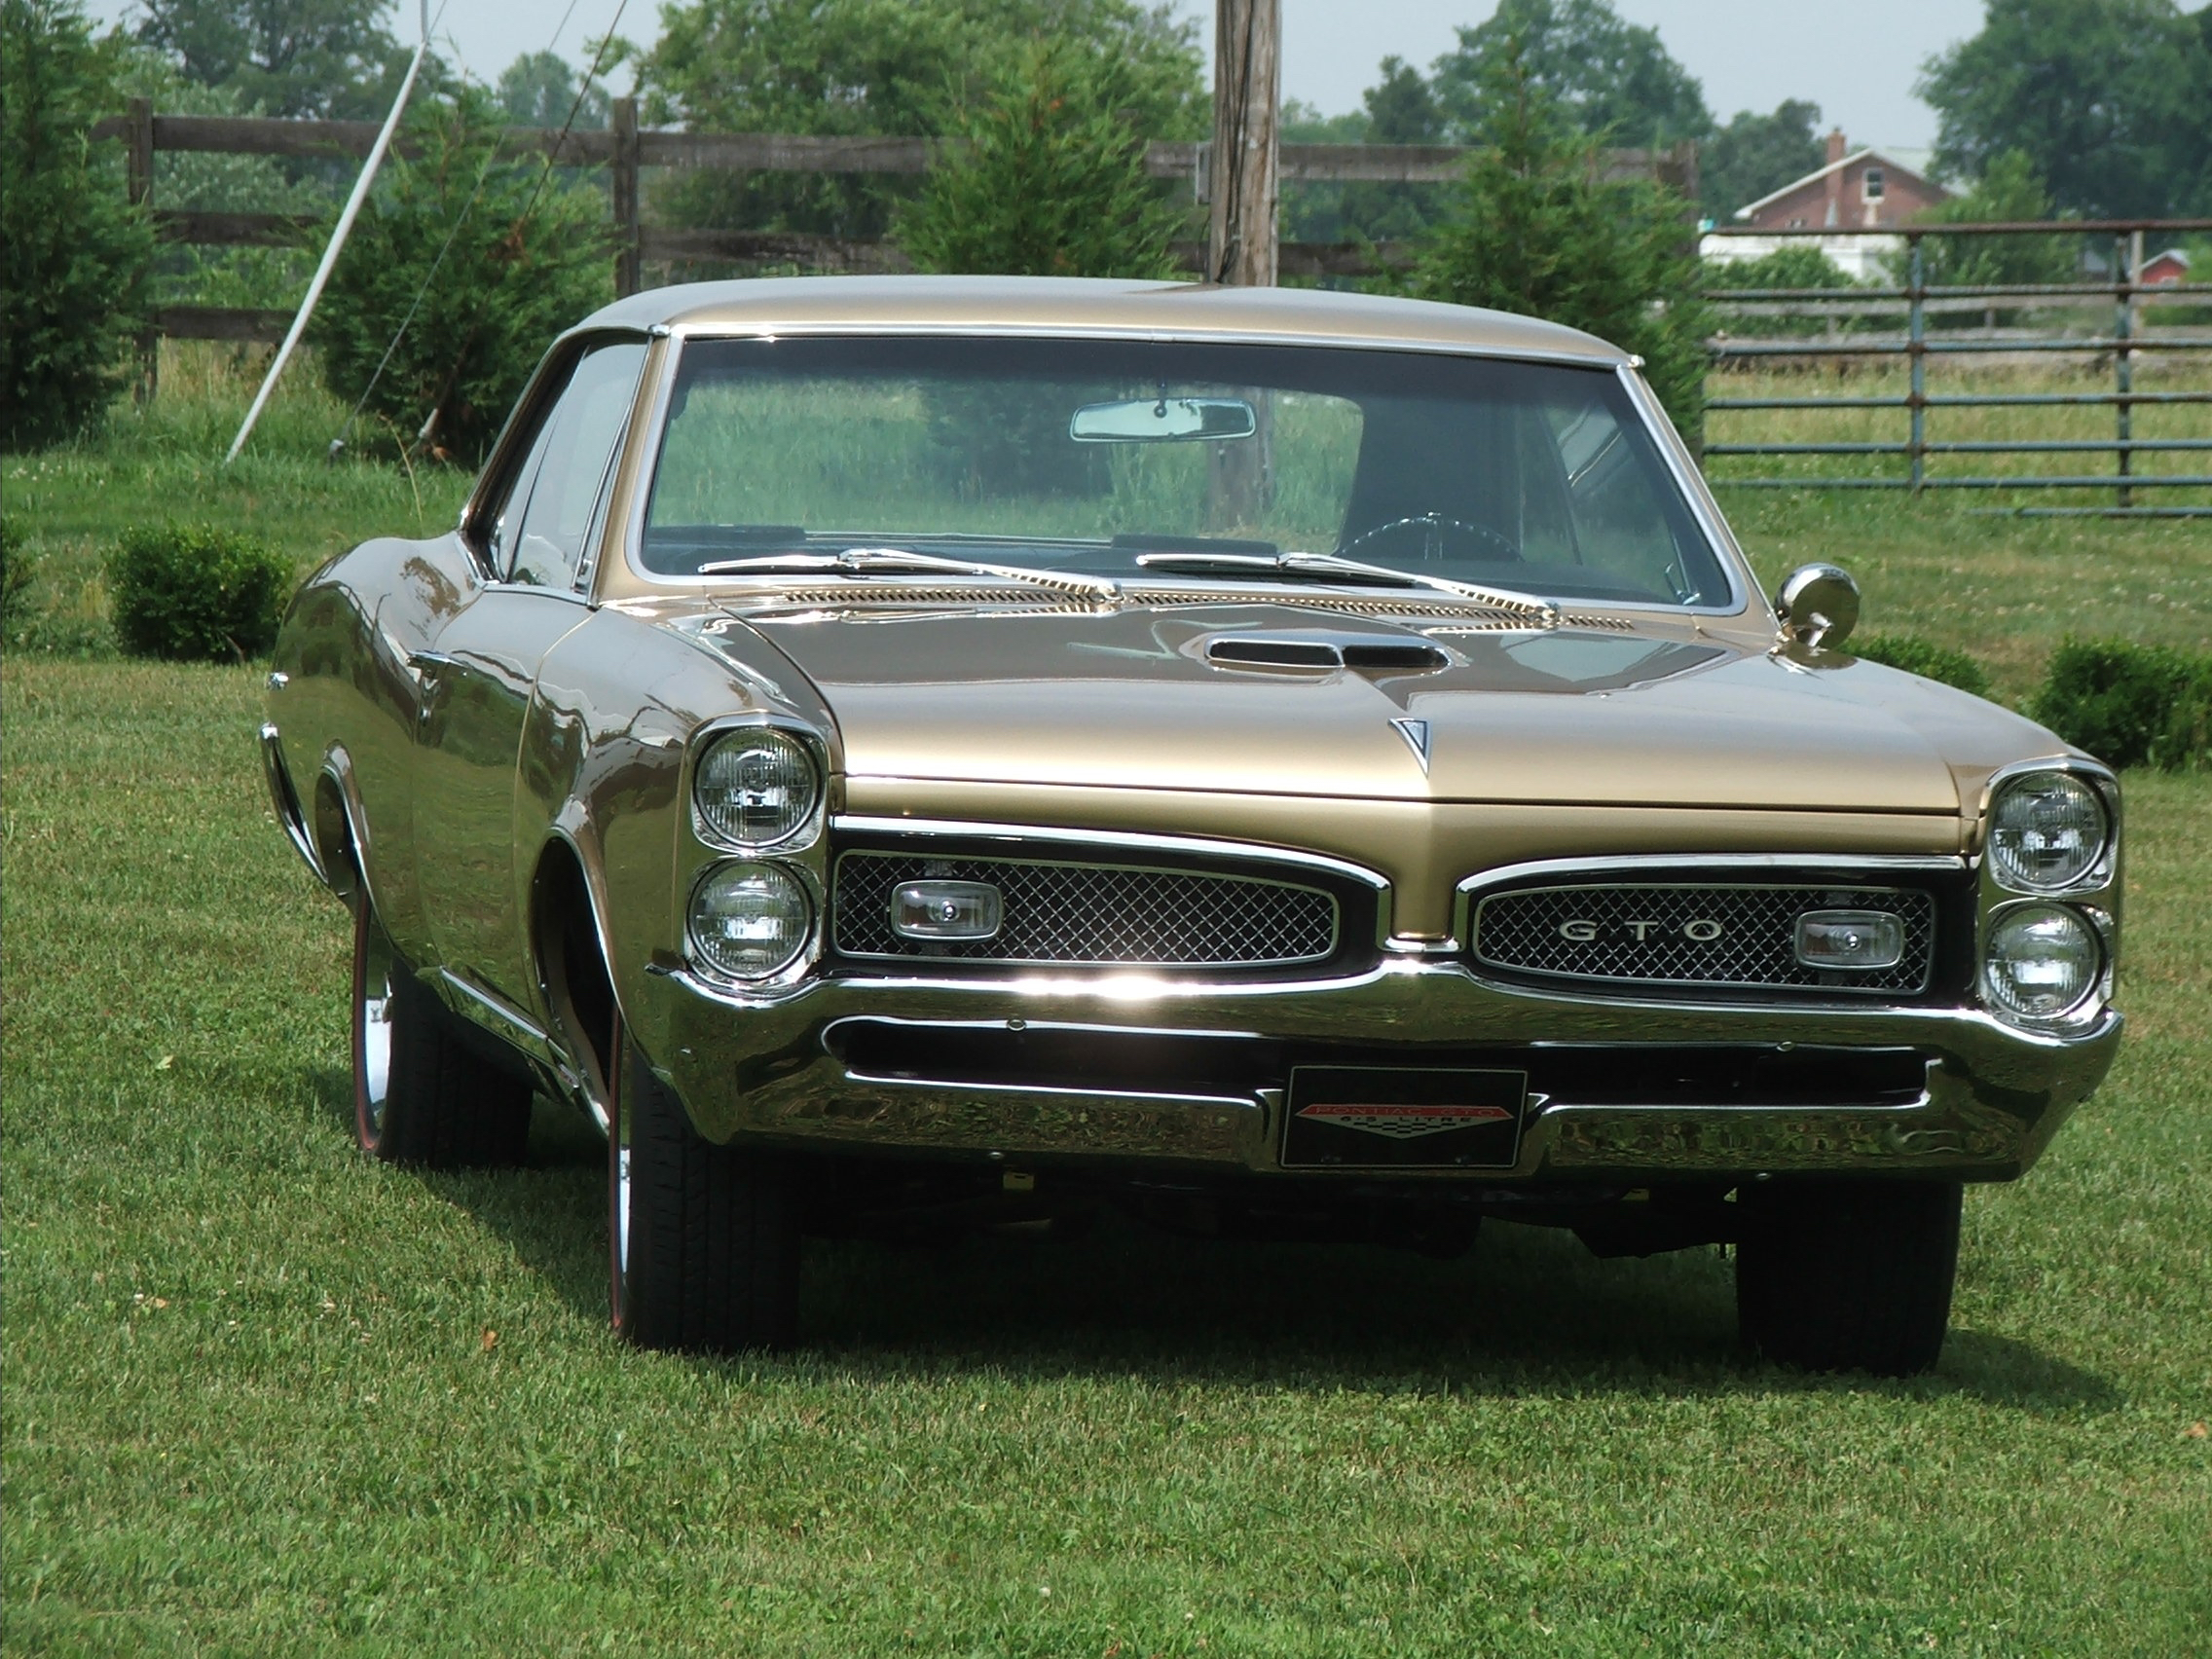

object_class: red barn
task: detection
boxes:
[2139,249,2191,285]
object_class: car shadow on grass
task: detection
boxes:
[312,1075,2121,1412]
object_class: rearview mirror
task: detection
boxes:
[1069,396,1257,443]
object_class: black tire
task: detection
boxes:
[351,900,532,1167]
[609,1022,798,1353]
[1736,1179,1963,1377]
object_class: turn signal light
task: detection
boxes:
[1794,909,1905,972]
[890,880,1003,942]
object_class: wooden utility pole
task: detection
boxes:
[1206,0,1280,287]
[611,97,642,298]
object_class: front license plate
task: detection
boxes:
[1281,1066,1528,1169]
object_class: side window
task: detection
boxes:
[1545,398,1702,603]
[507,341,648,587]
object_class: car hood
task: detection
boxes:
[709,600,2055,817]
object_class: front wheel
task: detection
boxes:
[351,901,532,1167]
[609,1023,799,1353]
[1736,1179,1963,1377]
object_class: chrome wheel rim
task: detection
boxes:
[355,912,396,1142]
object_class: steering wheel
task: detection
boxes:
[1339,513,1523,565]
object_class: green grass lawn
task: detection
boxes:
[4,658,2209,1655]
[4,351,2211,1653]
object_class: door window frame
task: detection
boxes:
[460,327,654,586]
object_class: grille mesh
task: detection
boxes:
[834,852,1339,967]
[1471,883,1936,993]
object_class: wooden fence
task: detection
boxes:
[93,99,1699,344]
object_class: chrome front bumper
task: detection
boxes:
[636,959,2121,1183]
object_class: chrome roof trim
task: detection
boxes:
[654,315,1625,372]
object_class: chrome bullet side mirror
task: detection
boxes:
[1774,563,1861,650]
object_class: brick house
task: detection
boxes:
[1703,130,1953,282]
[1734,129,1951,232]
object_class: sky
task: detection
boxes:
[86,0,1992,150]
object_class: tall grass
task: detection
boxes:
[2,342,471,653]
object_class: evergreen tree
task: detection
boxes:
[897,37,1185,278]
[1,0,155,451]
[312,90,610,463]
[1416,37,1709,447]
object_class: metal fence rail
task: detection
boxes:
[1704,221,2212,517]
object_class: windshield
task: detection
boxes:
[641,336,1734,608]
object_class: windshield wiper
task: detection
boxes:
[697,546,1120,605]
[1133,550,1558,627]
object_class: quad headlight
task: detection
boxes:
[1988,769,2110,893]
[693,727,820,850]
[687,862,813,980]
[1981,903,2103,1024]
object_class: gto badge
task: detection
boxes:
[1391,717,1430,773]
[1559,918,1725,942]
[1295,1102,1513,1139]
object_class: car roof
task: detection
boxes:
[573,275,1631,366]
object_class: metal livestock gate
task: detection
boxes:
[1702,221,2212,519]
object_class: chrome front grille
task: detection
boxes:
[833,851,1341,968]
[1470,882,1936,994]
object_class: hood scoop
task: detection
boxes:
[1203,631,1454,675]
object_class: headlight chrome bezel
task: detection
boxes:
[690,721,827,854]
[679,716,832,992]
[1980,761,2118,897]
[1974,759,2120,1032]
[1979,899,2112,1029]
[684,858,820,984]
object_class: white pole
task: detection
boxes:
[225,32,429,465]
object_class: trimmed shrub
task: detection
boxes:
[1850,633,1994,700]
[2031,638,2212,771]
[107,523,290,662]
[1,0,156,450]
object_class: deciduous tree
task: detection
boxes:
[1699,99,1824,222]
[496,49,608,130]
[1430,0,1711,151]
[639,0,1202,243]
[1920,0,2212,218]
[131,0,421,118]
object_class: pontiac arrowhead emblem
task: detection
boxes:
[1296,1102,1513,1138]
[1391,717,1430,772]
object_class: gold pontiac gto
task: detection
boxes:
[260,276,2122,1374]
